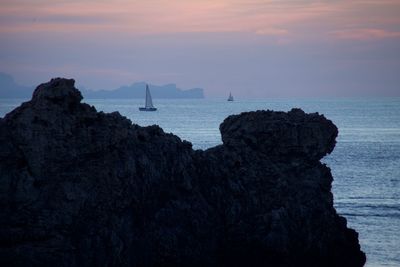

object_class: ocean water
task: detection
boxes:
[1,97,399,267]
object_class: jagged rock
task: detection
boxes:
[220,108,338,161]
[0,78,365,266]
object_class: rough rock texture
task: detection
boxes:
[0,78,365,266]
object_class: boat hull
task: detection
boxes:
[139,107,157,111]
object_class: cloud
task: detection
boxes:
[332,28,400,40]
[255,28,288,36]
[0,0,399,44]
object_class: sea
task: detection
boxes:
[1,97,399,267]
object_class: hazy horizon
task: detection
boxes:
[1,0,399,97]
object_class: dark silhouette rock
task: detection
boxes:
[0,78,365,266]
[220,108,338,161]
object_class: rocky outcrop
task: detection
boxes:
[0,78,365,266]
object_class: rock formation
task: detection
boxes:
[0,78,365,266]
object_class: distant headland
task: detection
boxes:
[82,82,204,99]
[0,72,204,99]
[0,73,33,98]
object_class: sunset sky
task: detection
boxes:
[1,0,399,97]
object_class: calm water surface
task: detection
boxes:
[1,97,399,267]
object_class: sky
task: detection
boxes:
[0,0,400,97]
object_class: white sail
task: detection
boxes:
[139,84,157,111]
[228,92,234,101]
[145,84,154,108]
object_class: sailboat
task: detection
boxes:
[227,92,234,101]
[139,84,157,111]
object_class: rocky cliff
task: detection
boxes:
[0,78,365,266]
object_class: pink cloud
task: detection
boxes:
[333,28,400,40]
[1,0,400,42]
[255,28,288,36]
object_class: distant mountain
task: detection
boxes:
[0,73,204,99]
[82,82,204,99]
[0,73,33,98]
